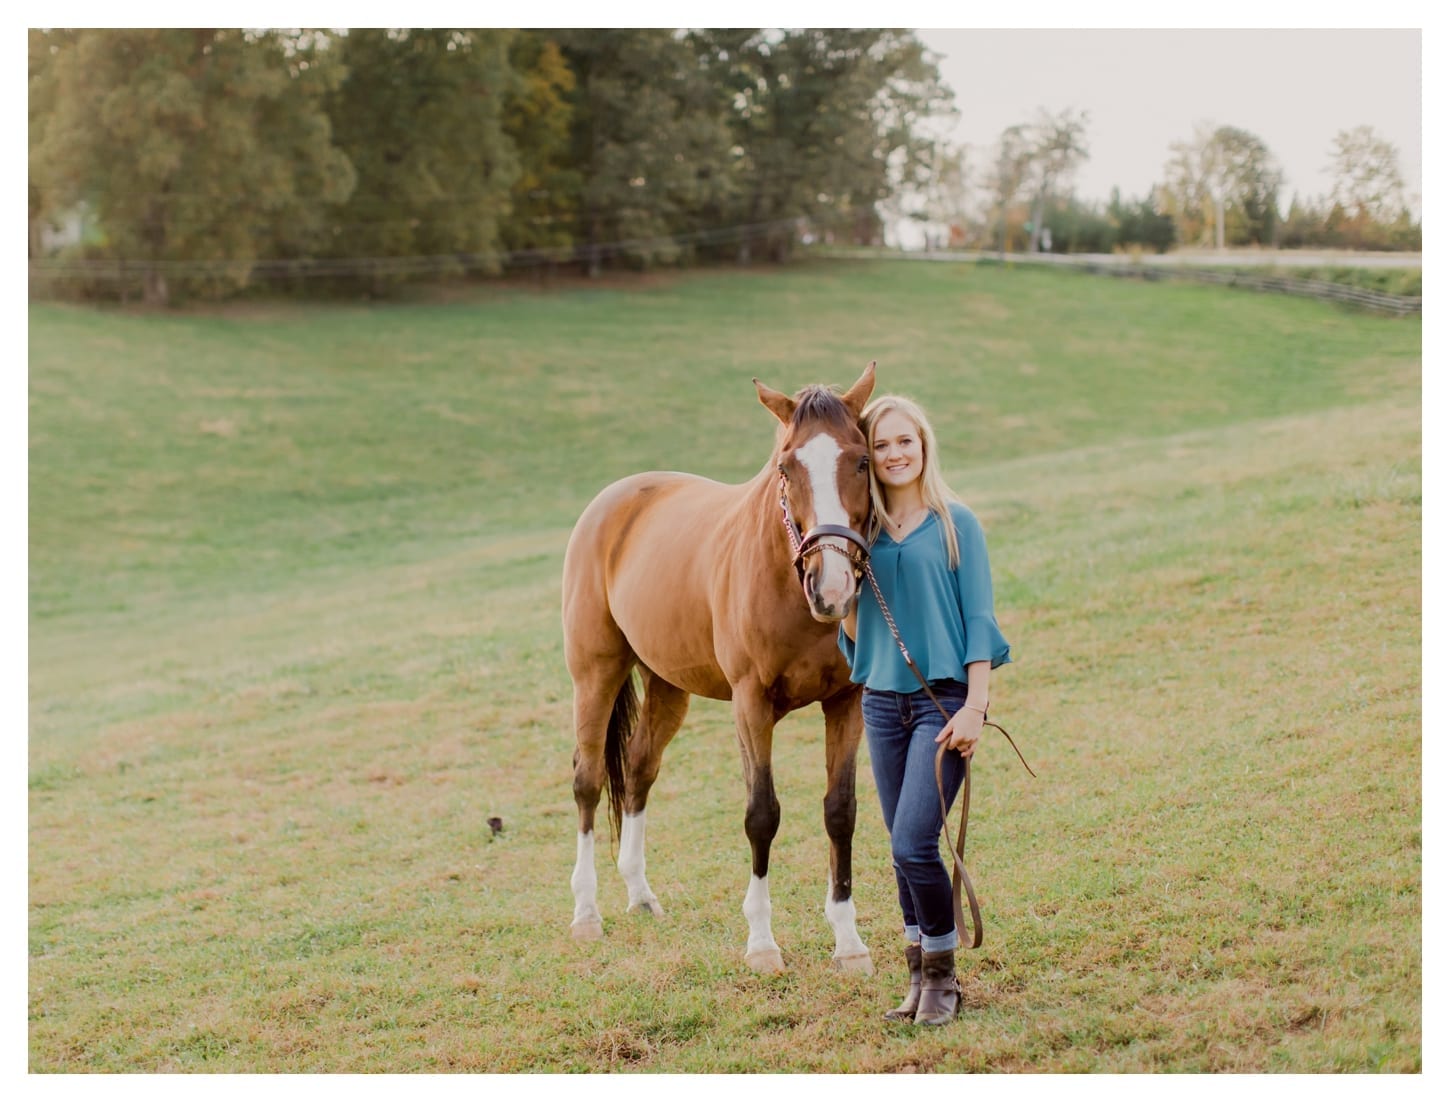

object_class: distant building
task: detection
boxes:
[30,203,96,257]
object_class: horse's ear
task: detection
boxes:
[754,378,797,425]
[841,360,877,419]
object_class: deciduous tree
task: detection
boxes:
[985,124,1032,257]
[902,142,970,250]
[1023,108,1090,253]
[1327,125,1407,223]
[556,29,735,276]
[691,29,952,260]
[323,29,520,290]
[30,28,353,304]
[500,32,580,265]
[1163,121,1282,249]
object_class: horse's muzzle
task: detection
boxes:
[796,525,869,621]
[805,579,861,622]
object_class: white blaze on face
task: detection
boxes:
[794,432,855,612]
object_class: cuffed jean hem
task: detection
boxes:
[903,924,921,944]
[921,928,959,953]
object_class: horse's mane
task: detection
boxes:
[790,385,856,432]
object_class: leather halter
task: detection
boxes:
[777,472,871,584]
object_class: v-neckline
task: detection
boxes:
[884,508,934,544]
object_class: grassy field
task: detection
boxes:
[28,260,1421,1072]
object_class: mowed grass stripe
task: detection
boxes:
[30,263,1419,1070]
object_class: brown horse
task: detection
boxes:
[564,362,878,973]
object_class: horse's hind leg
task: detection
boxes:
[568,650,635,941]
[617,669,690,917]
[822,686,873,975]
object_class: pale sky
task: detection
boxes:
[915,27,1423,211]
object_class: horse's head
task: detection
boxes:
[754,361,876,622]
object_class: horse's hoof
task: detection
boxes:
[832,951,874,976]
[745,947,786,973]
[627,897,665,918]
[571,918,604,941]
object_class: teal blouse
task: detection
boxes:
[839,501,1011,693]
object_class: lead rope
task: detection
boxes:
[862,561,1035,949]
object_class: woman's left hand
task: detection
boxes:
[935,703,986,759]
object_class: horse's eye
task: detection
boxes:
[857,455,870,473]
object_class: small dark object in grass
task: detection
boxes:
[487,816,504,839]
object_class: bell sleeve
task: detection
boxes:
[953,505,1012,669]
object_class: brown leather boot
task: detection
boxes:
[914,948,962,1026]
[882,943,923,1022]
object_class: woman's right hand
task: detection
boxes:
[936,704,985,759]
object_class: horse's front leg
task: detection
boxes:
[822,686,873,974]
[733,687,785,972]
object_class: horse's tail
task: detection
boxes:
[604,671,638,843]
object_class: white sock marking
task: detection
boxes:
[743,874,779,955]
[617,812,658,909]
[571,830,601,926]
[825,886,870,959]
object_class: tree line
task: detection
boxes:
[28,28,952,305]
[913,111,1419,257]
[29,29,1420,307]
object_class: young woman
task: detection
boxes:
[840,394,1012,1026]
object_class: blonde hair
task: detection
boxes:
[860,394,962,568]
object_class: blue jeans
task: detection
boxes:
[862,680,969,952]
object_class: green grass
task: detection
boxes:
[29,260,1421,1071]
